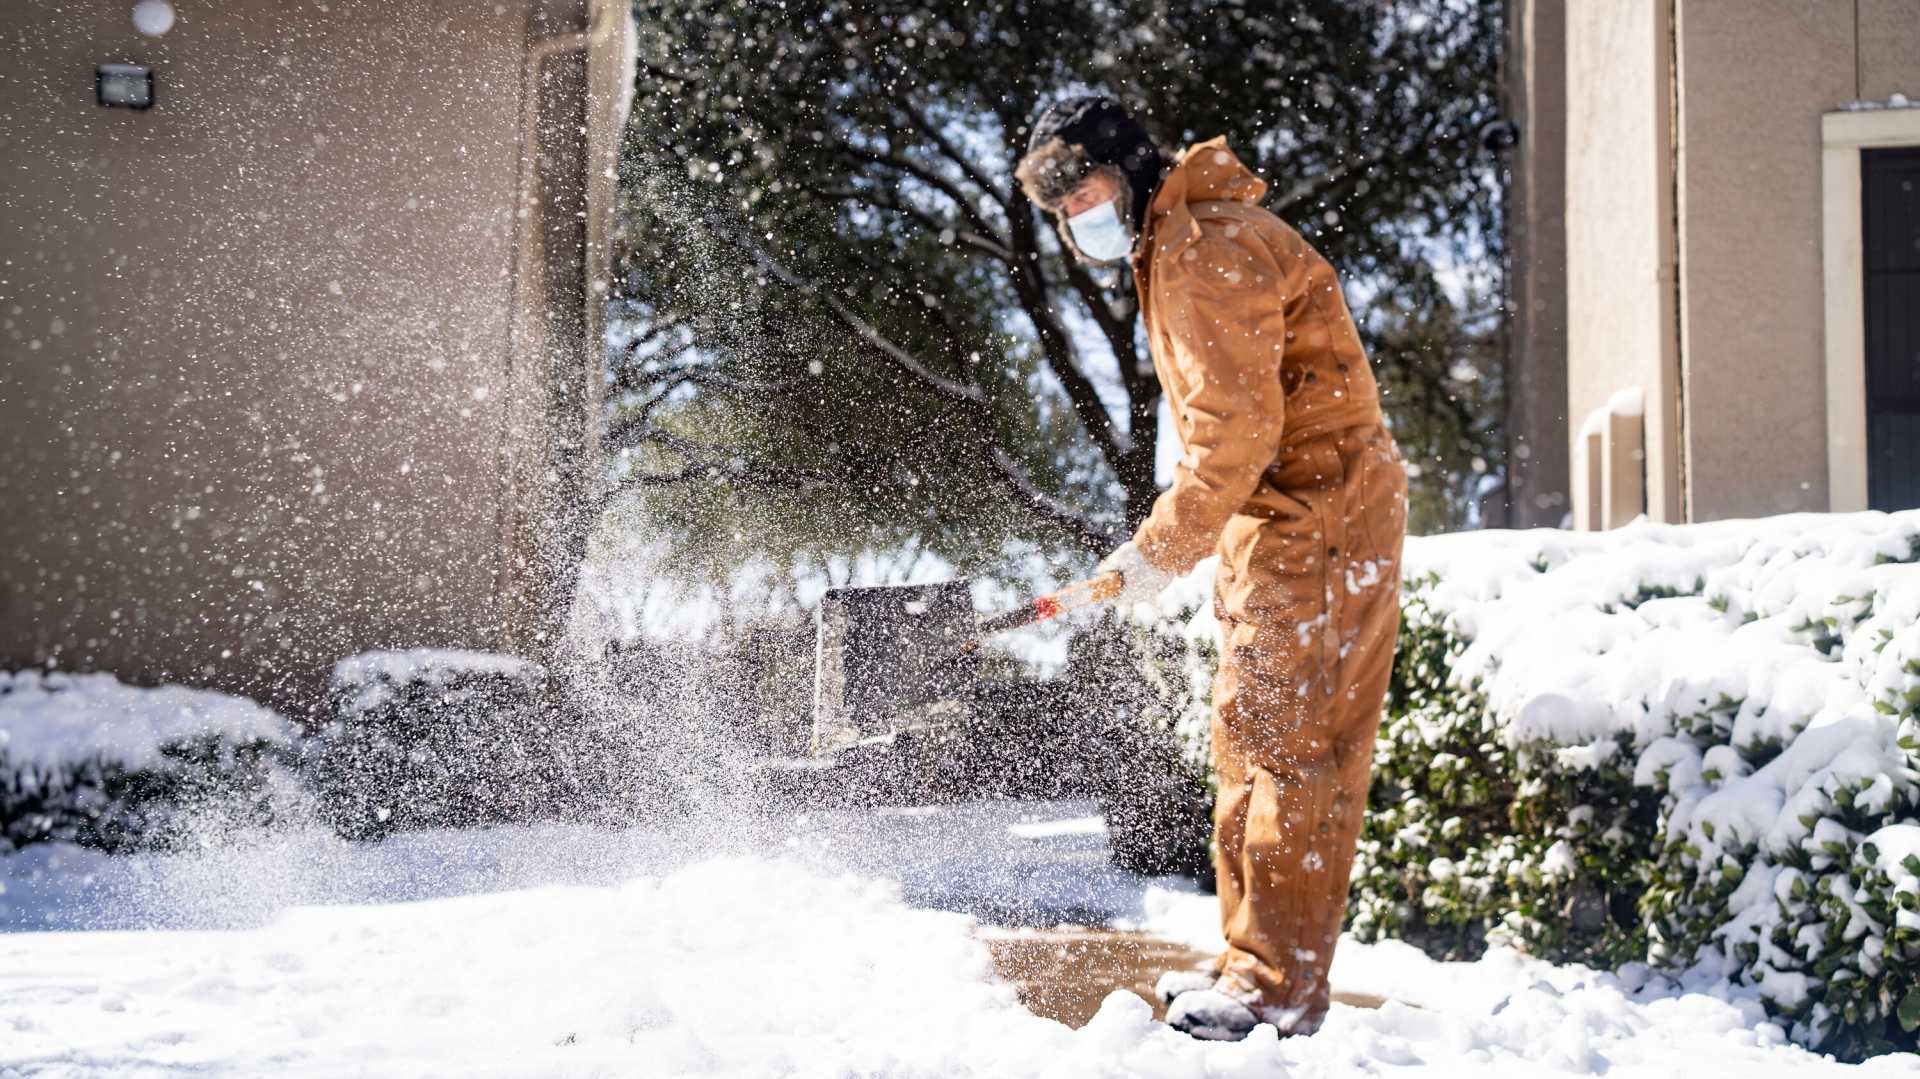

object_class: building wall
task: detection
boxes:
[1555,0,1920,526]
[499,0,629,658]
[1857,0,1920,103]
[1504,0,1572,528]
[1562,0,1682,522]
[0,0,624,710]
[1674,1,1856,519]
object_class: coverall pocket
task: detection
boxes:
[1343,432,1408,576]
[1213,511,1324,627]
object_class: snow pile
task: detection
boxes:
[4,838,1912,1077]
[0,669,293,768]
[1,856,1013,1077]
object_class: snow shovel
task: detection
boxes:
[809,571,1123,756]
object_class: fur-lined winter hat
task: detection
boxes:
[1015,96,1169,230]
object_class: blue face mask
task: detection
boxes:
[1065,199,1134,263]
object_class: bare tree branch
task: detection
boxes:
[894,95,1013,214]
[1002,202,1130,465]
[988,449,1109,552]
[608,339,696,396]
[596,427,834,512]
[830,143,1006,251]
[637,60,689,86]
[1273,110,1447,218]
[615,315,688,357]
[808,179,1013,263]
[604,361,786,450]
[1055,259,1145,393]
[748,241,987,406]
[832,244,986,377]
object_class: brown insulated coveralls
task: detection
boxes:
[1130,138,1408,1031]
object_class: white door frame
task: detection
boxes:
[1822,107,1920,512]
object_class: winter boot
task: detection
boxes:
[1152,969,1218,1007]
[1164,988,1260,1042]
[1152,967,1213,998]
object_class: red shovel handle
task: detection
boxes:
[970,571,1124,640]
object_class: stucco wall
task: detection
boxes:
[1505,0,1571,528]
[1673,1,1857,519]
[1857,0,1920,103]
[1563,0,1681,522]
[1558,0,1920,525]
[0,1,611,708]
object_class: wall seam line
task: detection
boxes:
[1667,0,1688,522]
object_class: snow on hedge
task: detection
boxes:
[0,669,293,768]
[1409,512,1920,852]
[1398,511,1920,1051]
[0,670,299,854]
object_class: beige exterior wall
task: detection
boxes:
[1552,0,1920,526]
[1858,0,1920,103]
[1673,0,1856,519]
[1562,0,1682,522]
[0,1,628,710]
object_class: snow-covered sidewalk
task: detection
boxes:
[3,804,1918,1077]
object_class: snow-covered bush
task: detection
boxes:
[0,671,298,853]
[1134,510,1920,1058]
[309,650,560,839]
[1347,582,1656,967]
[312,647,707,840]
[1400,512,1920,1058]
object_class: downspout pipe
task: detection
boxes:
[1662,0,1688,522]
[494,24,592,655]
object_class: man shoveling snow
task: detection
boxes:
[1015,95,1409,1041]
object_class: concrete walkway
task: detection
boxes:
[981,927,1387,1028]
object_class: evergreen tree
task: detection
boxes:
[602,0,1504,598]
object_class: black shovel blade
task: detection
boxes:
[812,580,977,755]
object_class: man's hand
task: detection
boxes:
[1096,541,1176,609]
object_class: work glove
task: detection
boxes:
[1095,540,1175,610]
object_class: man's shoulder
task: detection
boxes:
[1149,203,1297,289]
[1189,200,1300,250]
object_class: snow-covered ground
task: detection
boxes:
[5,801,1918,1077]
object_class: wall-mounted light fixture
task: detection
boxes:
[132,0,176,37]
[96,63,154,109]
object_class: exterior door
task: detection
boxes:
[1863,147,1920,510]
